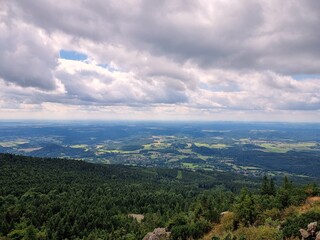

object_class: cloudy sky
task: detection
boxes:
[1,0,320,122]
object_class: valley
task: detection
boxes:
[0,121,319,179]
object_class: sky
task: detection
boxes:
[1,0,320,122]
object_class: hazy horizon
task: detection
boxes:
[1,119,320,126]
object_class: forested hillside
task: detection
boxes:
[0,154,319,240]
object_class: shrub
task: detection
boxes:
[234,226,281,240]
[281,211,320,238]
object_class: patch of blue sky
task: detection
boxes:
[59,50,88,61]
[292,74,320,80]
[59,50,121,72]
[97,63,119,72]
[199,82,239,92]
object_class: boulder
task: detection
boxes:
[153,228,167,236]
[143,233,160,240]
[142,228,170,240]
[307,222,317,232]
[299,229,310,239]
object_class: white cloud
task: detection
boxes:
[0,0,319,121]
[0,4,58,90]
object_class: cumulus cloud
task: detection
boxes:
[0,3,58,90]
[0,0,319,121]
[10,0,320,73]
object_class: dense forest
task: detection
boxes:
[0,153,319,239]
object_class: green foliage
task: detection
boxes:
[260,175,276,196]
[0,154,318,239]
[170,218,211,240]
[233,189,257,226]
[0,154,239,239]
[235,226,281,240]
[212,233,246,240]
[6,222,44,240]
[282,211,320,238]
[24,225,37,240]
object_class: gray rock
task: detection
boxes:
[307,222,317,232]
[143,233,160,240]
[299,228,310,239]
[142,227,170,240]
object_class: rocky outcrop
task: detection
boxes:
[300,221,319,240]
[300,229,310,239]
[142,228,171,240]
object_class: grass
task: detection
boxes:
[194,142,229,149]
[239,138,250,143]
[128,214,144,223]
[70,144,88,149]
[96,149,140,154]
[143,142,170,150]
[182,163,197,169]
[142,144,153,150]
[176,170,183,179]
[211,144,229,149]
[197,155,209,160]
[0,141,29,147]
[241,166,261,170]
[259,143,290,153]
[179,149,193,154]
[194,142,211,147]
[19,147,42,152]
[258,142,317,153]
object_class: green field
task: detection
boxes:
[0,140,29,147]
[70,144,88,149]
[258,142,317,153]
